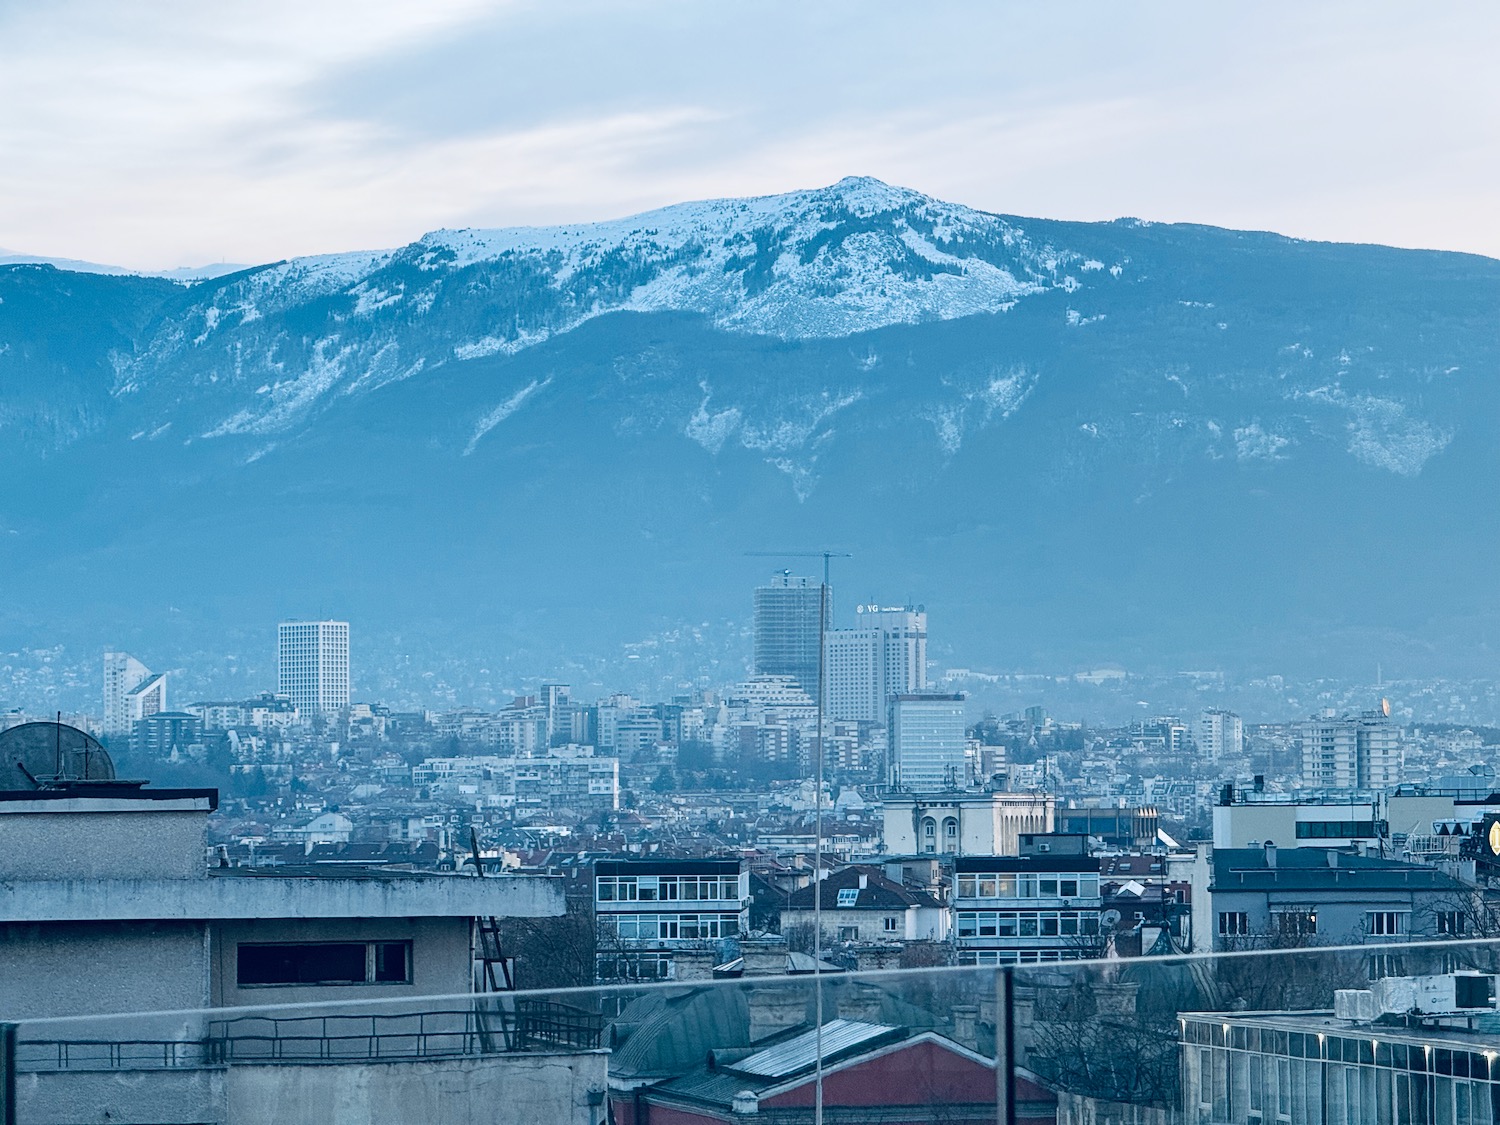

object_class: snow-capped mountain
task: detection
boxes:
[113,177,1101,441]
[2,177,1499,690]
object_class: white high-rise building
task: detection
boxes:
[888,692,967,792]
[277,620,350,717]
[1298,706,1403,789]
[103,651,167,737]
[824,605,928,722]
[1196,709,1244,760]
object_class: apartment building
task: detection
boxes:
[952,834,1105,966]
[593,857,750,981]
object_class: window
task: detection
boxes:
[598,954,672,982]
[1218,911,1250,936]
[837,887,860,907]
[1437,910,1467,936]
[1369,953,1406,979]
[1273,909,1317,936]
[237,941,412,987]
[1296,821,1377,839]
[957,874,977,898]
[838,926,859,941]
[1060,879,1079,897]
[1367,911,1407,936]
[883,916,900,932]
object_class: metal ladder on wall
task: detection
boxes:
[470,830,517,1052]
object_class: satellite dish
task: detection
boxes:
[1099,908,1123,930]
[0,722,115,790]
[1381,698,1391,718]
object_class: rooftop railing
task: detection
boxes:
[7,936,1500,1124]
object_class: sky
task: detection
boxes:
[2,1,1498,270]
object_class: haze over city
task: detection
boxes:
[4,7,1500,1125]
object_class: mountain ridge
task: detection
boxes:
[2,177,1498,697]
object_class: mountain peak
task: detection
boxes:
[818,175,934,214]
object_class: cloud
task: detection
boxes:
[1,1,1498,268]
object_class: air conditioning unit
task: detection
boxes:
[1334,989,1378,1022]
[1376,974,1498,1017]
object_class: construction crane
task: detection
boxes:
[743,550,852,588]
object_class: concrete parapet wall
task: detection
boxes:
[0,873,566,922]
[0,808,210,881]
[225,1050,610,1125]
[17,1067,225,1125]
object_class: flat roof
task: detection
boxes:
[594,858,743,876]
[0,787,218,812]
[956,855,1102,873]
[0,871,566,922]
[1185,1009,1500,1054]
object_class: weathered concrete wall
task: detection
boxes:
[0,872,566,922]
[225,1050,610,1125]
[17,1067,225,1125]
[0,807,210,880]
[211,916,472,1008]
[0,920,209,1020]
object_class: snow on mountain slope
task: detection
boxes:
[415,176,1067,338]
[110,177,1102,439]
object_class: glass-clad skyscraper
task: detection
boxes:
[752,575,830,699]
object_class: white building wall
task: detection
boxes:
[277,620,350,716]
[103,651,155,736]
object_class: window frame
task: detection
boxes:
[236,940,413,988]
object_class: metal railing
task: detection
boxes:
[16,1000,602,1072]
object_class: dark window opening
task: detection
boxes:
[237,941,413,986]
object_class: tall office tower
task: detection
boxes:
[1299,706,1403,789]
[542,683,571,746]
[277,620,350,716]
[103,651,168,737]
[888,692,967,792]
[1196,709,1244,760]
[824,605,928,722]
[752,574,831,699]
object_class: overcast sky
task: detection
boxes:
[3,1,1498,270]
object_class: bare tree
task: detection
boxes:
[1210,929,1368,1012]
[497,895,599,990]
[1026,973,1180,1107]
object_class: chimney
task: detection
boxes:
[837,984,884,1024]
[951,1005,979,1051]
[740,938,788,978]
[1263,841,1277,868]
[858,872,869,889]
[731,1092,760,1116]
[1094,982,1139,1018]
[747,987,807,1042]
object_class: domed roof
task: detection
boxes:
[0,721,115,789]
